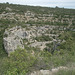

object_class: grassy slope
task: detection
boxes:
[0,3,75,75]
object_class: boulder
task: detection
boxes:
[29,70,51,75]
[29,66,67,75]
[3,26,27,55]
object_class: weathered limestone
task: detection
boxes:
[29,66,67,75]
[3,36,24,54]
[3,25,65,55]
[30,70,51,75]
[3,26,27,55]
[29,41,53,50]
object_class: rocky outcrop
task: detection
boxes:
[3,26,27,55]
[29,41,53,50]
[29,66,67,75]
[3,25,65,55]
[30,70,51,75]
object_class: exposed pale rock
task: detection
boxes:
[3,26,27,55]
[30,70,51,75]
[29,66,67,75]
[29,41,52,50]
[5,7,12,11]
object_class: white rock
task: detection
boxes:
[3,26,26,55]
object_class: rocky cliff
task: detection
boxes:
[3,26,27,55]
[3,25,64,55]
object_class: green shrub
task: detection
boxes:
[4,48,37,74]
[35,35,52,42]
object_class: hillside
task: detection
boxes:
[0,3,75,75]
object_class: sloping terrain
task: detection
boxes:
[0,3,75,75]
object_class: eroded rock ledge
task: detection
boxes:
[3,25,65,55]
[3,26,27,55]
[29,66,67,75]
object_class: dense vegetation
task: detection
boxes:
[35,35,52,42]
[0,3,75,75]
[0,31,75,75]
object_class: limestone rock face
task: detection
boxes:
[29,66,67,75]
[3,26,27,55]
[29,70,51,75]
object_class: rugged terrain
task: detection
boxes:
[0,3,75,75]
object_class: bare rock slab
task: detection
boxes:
[3,26,27,55]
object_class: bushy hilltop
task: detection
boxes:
[0,3,75,75]
[0,3,75,25]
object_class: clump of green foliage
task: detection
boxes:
[0,48,36,75]
[35,35,52,42]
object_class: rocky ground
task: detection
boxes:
[0,3,75,75]
[3,25,67,55]
[29,66,67,75]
